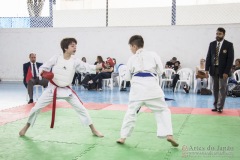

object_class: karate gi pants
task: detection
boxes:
[27,89,92,127]
[120,97,173,138]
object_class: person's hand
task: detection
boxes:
[96,64,102,70]
[39,75,42,80]
[223,73,228,79]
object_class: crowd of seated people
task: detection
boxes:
[72,53,240,93]
[165,57,181,72]
[88,57,114,91]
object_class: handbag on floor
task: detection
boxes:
[200,88,212,95]
[232,84,240,97]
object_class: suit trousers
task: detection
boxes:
[27,77,48,99]
[212,66,228,109]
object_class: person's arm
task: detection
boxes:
[224,43,234,76]
[205,43,212,78]
[39,55,59,74]
[124,57,133,81]
[154,53,164,76]
[205,43,211,75]
[196,67,199,74]
[102,67,113,72]
[76,58,102,74]
[23,63,27,87]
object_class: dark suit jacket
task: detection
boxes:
[205,40,234,78]
[23,62,43,88]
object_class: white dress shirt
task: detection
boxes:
[216,39,224,65]
[30,62,39,77]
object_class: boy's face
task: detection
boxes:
[66,42,77,55]
[129,44,138,54]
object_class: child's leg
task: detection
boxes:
[65,94,103,137]
[145,97,178,147]
[19,89,53,136]
[117,101,143,144]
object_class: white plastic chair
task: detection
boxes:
[26,85,44,101]
[233,70,240,83]
[102,73,114,90]
[174,68,193,92]
[118,65,127,90]
[161,68,176,89]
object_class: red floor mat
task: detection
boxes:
[0,102,239,126]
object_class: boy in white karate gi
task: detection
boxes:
[19,38,103,137]
[116,35,178,147]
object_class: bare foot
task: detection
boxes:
[92,130,104,137]
[167,135,179,147]
[19,124,30,136]
[116,138,126,144]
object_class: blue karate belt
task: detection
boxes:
[134,72,157,77]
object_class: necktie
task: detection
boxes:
[32,63,37,78]
[215,42,220,65]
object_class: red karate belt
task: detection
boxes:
[49,79,83,128]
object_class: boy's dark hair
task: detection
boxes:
[128,35,144,48]
[60,38,77,53]
[217,27,226,34]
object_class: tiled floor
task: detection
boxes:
[0,81,239,110]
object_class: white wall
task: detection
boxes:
[176,3,240,25]
[53,3,240,27]
[0,24,240,80]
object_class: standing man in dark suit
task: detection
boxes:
[23,53,48,104]
[205,27,234,113]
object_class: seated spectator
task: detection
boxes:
[23,53,48,104]
[112,58,119,86]
[173,61,181,72]
[231,59,240,80]
[196,58,208,93]
[165,57,177,69]
[94,56,104,72]
[72,57,87,85]
[88,58,114,91]
[232,59,240,72]
[165,57,181,72]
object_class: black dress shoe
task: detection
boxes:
[183,85,190,94]
[217,109,223,113]
[28,99,34,104]
[211,108,218,112]
[120,88,127,91]
[197,90,201,94]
